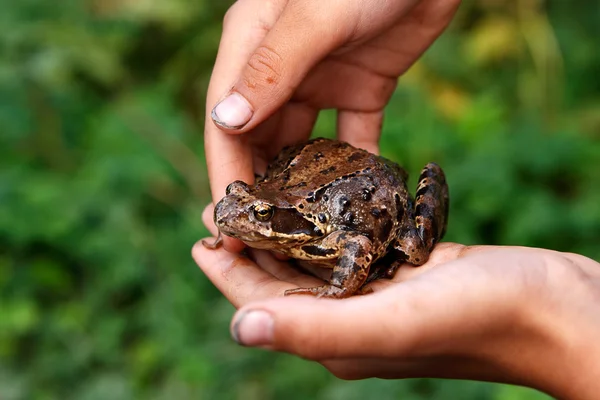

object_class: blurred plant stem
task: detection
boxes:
[26,84,71,171]
[119,107,208,203]
[517,0,564,125]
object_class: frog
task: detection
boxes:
[205,137,449,299]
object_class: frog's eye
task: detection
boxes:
[253,204,274,221]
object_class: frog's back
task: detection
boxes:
[258,138,403,198]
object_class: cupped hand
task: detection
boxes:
[205,0,461,251]
[193,206,600,399]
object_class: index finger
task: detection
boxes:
[192,239,322,308]
[205,0,284,251]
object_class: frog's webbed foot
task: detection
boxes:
[365,253,405,283]
[284,232,373,299]
[202,232,223,250]
[378,259,405,280]
[392,163,449,267]
[357,285,374,295]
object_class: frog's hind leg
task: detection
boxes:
[415,162,449,247]
[389,163,449,271]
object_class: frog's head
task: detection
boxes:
[213,180,324,248]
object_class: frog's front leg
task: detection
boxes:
[284,231,373,299]
[387,163,449,277]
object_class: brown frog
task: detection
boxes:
[206,138,449,298]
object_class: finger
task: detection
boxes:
[247,102,318,170]
[210,1,350,133]
[337,110,383,154]
[202,203,219,237]
[192,239,295,308]
[229,255,521,359]
[205,0,286,251]
[270,102,318,159]
[294,58,397,112]
[340,0,462,78]
[230,293,418,358]
[291,0,461,115]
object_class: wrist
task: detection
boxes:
[526,252,600,399]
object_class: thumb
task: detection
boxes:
[210,3,348,132]
[229,292,425,360]
[229,257,517,361]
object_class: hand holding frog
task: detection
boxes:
[204,0,461,251]
[192,222,600,399]
[201,1,600,397]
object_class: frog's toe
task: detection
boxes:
[357,285,374,295]
[284,285,351,299]
[201,233,223,249]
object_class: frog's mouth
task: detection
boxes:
[242,237,288,249]
[220,227,309,247]
[214,197,323,245]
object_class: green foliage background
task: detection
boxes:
[1,0,598,399]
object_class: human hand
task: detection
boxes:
[204,0,461,251]
[193,207,600,399]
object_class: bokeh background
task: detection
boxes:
[2,0,599,399]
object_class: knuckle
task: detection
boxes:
[244,45,284,88]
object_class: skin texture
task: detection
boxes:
[194,208,600,399]
[204,0,462,252]
[209,138,449,298]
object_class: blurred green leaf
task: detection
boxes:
[495,385,554,400]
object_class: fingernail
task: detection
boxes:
[231,310,274,346]
[211,92,253,129]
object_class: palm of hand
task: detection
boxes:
[194,201,599,398]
